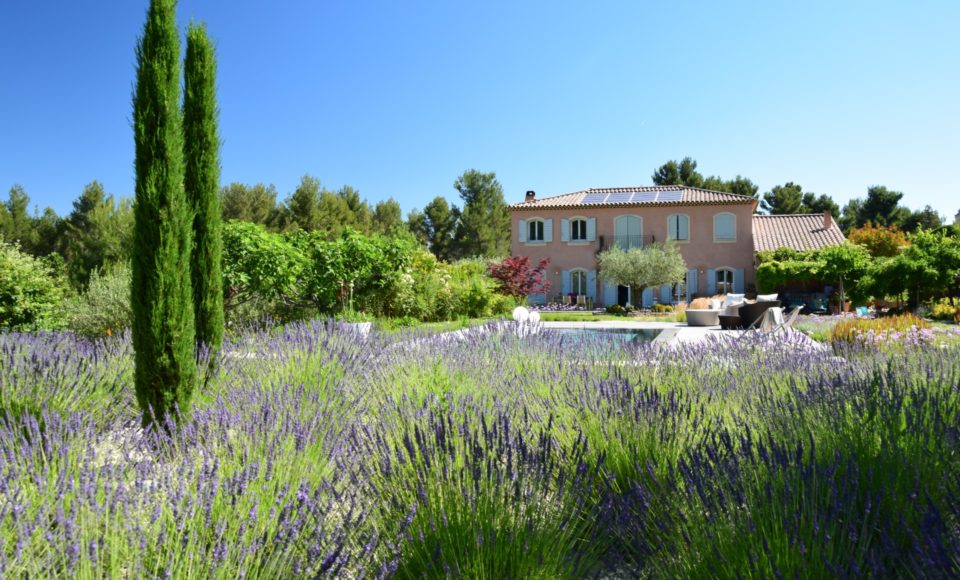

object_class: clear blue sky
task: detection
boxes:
[2,0,958,221]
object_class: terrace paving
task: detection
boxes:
[540,320,740,344]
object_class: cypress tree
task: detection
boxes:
[183,22,224,357]
[131,0,196,428]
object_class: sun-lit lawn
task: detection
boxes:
[1,322,958,577]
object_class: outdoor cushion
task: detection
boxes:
[721,293,745,310]
[756,293,778,302]
[708,299,722,310]
[722,303,743,316]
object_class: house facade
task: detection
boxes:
[509,186,844,307]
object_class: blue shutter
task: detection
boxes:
[687,268,698,300]
[560,219,570,242]
[734,268,745,294]
[586,218,596,242]
[680,215,689,241]
[587,270,597,301]
[543,219,553,243]
[518,220,527,243]
[561,270,571,295]
[604,282,617,307]
[660,283,673,305]
[642,287,654,308]
[706,269,716,295]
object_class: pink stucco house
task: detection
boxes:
[509,186,845,307]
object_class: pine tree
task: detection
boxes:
[184,22,224,357]
[131,0,196,428]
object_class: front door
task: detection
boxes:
[618,285,630,307]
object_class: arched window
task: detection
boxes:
[570,269,588,295]
[528,219,545,242]
[715,268,734,294]
[713,212,736,242]
[668,213,689,241]
[614,215,643,249]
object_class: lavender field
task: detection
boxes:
[1,322,958,577]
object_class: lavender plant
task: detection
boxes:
[0,321,957,576]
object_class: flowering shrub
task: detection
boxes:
[830,313,932,347]
[486,255,550,298]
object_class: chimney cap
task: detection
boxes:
[524,190,536,202]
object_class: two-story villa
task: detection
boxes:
[510,185,844,307]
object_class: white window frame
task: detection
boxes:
[716,268,735,295]
[570,218,588,241]
[570,269,588,296]
[713,212,736,242]
[528,219,545,242]
[668,213,690,242]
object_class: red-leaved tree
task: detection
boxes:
[487,256,551,298]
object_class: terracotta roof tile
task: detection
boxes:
[511,186,756,210]
[752,213,846,253]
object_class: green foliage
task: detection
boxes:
[606,304,626,315]
[901,205,944,232]
[0,239,67,331]
[761,182,804,214]
[62,262,132,337]
[372,198,404,236]
[453,169,510,258]
[598,242,687,293]
[652,157,704,188]
[131,0,197,427]
[222,220,308,320]
[59,181,134,288]
[184,22,224,354]
[422,195,459,261]
[220,182,279,225]
[817,243,871,306]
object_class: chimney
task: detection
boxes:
[525,190,536,202]
[823,210,832,229]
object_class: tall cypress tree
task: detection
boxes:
[184,22,224,357]
[131,0,196,427]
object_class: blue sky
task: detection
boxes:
[2,1,958,221]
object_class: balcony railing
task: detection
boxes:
[598,234,655,251]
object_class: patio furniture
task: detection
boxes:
[686,309,720,326]
[719,314,741,330]
[737,305,804,341]
[735,300,782,330]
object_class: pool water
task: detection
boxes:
[545,327,663,345]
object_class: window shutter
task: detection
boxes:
[587,270,597,301]
[660,283,672,305]
[560,219,569,242]
[641,287,654,308]
[680,215,689,240]
[603,282,617,306]
[543,219,553,243]
[561,270,571,295]
[586,218,596,242]
[668,215,677,240]
[706,269,716,295]
[519,219,527,243]
[734,268,745,293]
[687,268,698,299]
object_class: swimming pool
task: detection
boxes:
[544,327,664,345]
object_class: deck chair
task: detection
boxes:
[737,305,803,341]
